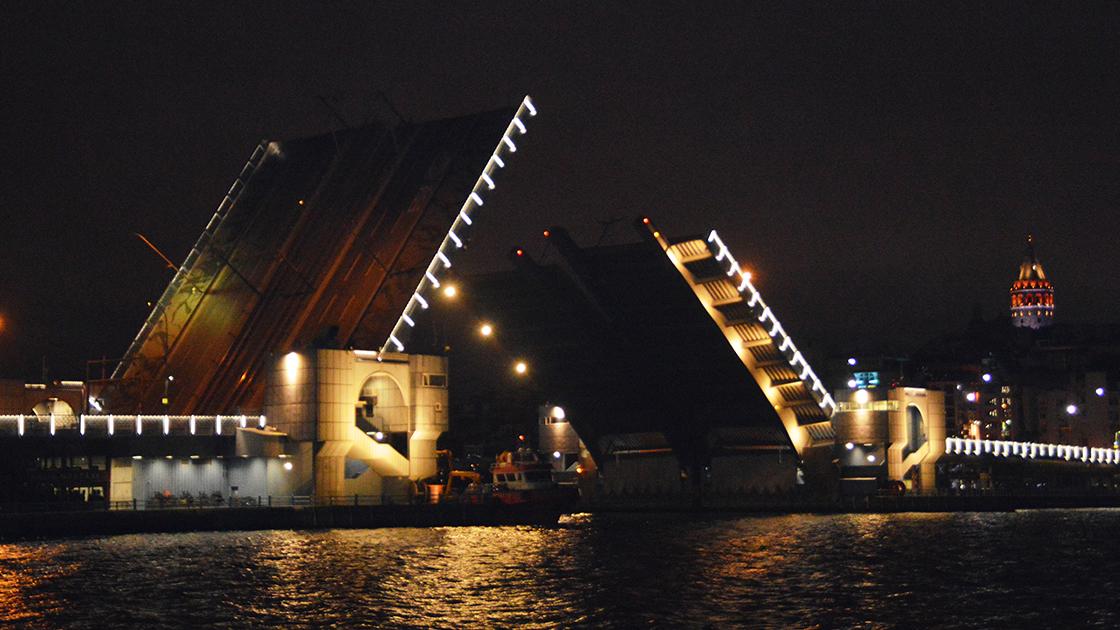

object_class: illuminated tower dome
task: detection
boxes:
[1009,234,1054,329]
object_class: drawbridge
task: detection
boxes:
[641,220,836,458]
[106,98,537,414]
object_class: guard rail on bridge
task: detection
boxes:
[0,495,417,515]
[945,437,1120,465]
[0,414,267,437]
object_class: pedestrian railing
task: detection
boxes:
[0,494,421,515]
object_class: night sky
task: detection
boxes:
[2,3,1118,380]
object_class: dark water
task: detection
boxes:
[2,510,1118,628]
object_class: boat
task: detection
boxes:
[490,446,579,509]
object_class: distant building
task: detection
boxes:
[1010,234,1054,329]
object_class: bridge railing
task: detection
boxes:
[0,495,420,515]
[944,437,1120,466]
[0,414,269,438]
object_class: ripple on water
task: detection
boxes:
[0,510,1118,628]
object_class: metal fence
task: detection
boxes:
[0,495,420,515]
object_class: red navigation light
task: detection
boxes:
[518,434,526,442]
[642,217,650,225]
[543,229,551,238]
[515,248,524,257]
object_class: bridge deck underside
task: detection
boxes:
[438,234,794,468]
[112,109,514,413]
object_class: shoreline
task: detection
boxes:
[4,494,1120,542]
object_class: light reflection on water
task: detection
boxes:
[0,510,1118,628]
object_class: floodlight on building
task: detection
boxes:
[283,461,294,471]
[845,442,855,450]
[867,454,877,463]
[854,389,870,405]
[550,406,566,420]
[966,392,977,402]
[553,451,561,459]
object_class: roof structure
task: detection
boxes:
[1017,234,1049,282]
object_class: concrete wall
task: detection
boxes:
[262,349,449,500]
[709,452,797,495]
[599,454,682,496]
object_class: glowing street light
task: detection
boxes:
[1066,404,1079,415]
[514,361,528,376]
[442,284,458,298]
[982,373,992,383]
[479,323,493,337]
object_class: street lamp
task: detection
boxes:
[514,361,528,376]
[478,323,493,337]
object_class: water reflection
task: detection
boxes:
[0,511,1118,627]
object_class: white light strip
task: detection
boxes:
[163,415,170,435]
[190,415,196,435]
[703,229,837,416]
[944,437,1120,466]
[377,95,537,359]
